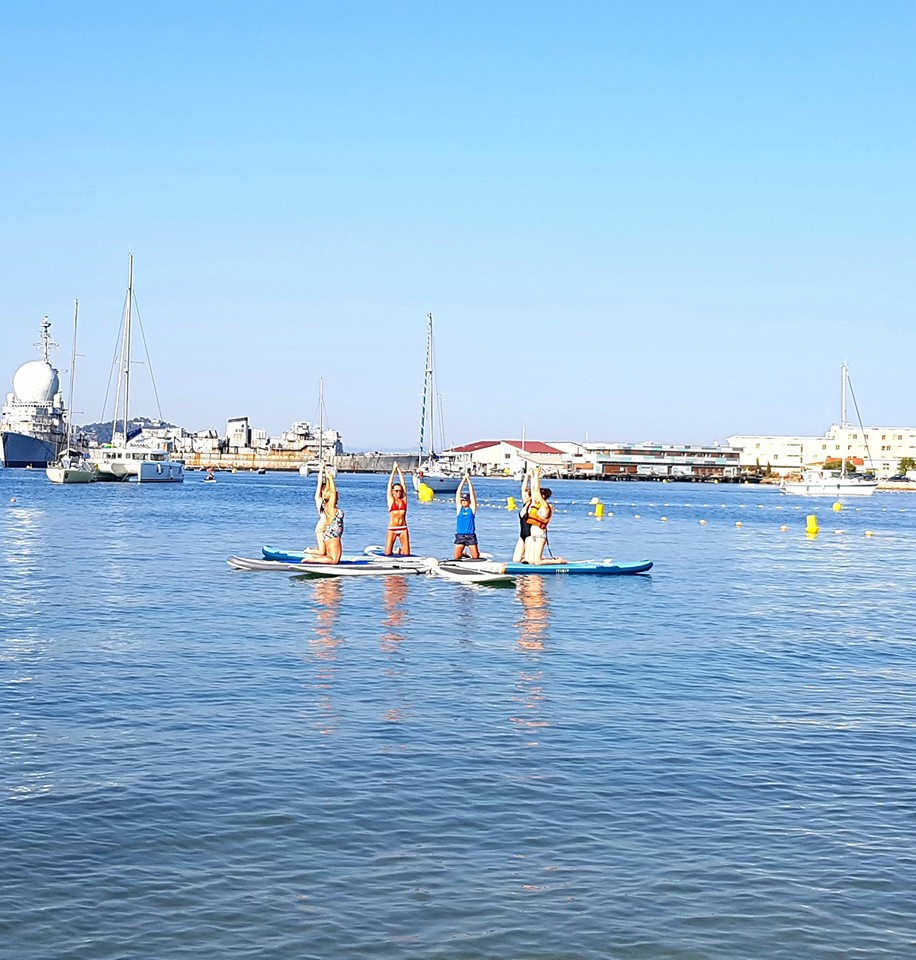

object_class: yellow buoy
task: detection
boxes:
[806,514,819,535]
[595,502,604,518]
[865,530,873,537]
[833,501,842,512]
[735,521,742,527]
[507,496,516,511]
[418,483,434,502]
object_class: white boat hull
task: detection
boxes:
[46,462,96,484]
[780,476,878,497]
[412,471,461,494]
[91,448,185,483]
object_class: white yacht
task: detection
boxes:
[47,302,97,484]
[46,449,97,484]
[779,364,877,497]
[89,255,184,484]
[412,313,461,495]
[779,469,878,497]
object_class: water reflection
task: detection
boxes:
[307,577,343,735]
[380,575,408,651]
[380,576,412,726]
[512,576,550,745]
[516,576,550,651]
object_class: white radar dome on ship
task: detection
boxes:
[12,360,59,402]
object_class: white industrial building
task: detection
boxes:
[727,424,916,477]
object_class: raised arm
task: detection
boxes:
[314,462,326,511]
[387,463,397,507]
[323,470,338,518]
[530,466,543,503]
[455,474,467,512]
[467,474,477,512]
[520,466,532,503]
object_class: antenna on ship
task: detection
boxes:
[34,316,58,364]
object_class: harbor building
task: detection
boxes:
[445,440,568,477]
[442,439,742,481]
[727,425,916,477]
[581,441,741,480]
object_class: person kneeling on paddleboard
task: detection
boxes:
[525,467,564,565]
[308,471,344,564]
[454,475,480,559]
[385,463,410,556]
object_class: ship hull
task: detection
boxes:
[1,431,62,468]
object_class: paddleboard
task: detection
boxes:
[363,544,495,563]
[430,560,515,585]
[264,545,432,569]
[228,556,308,572]
[455,559,653,576]
[232,555,424,577]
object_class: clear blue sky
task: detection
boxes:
[2,1,914,451]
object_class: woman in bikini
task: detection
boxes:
[308,470,344,564]
[306,462,330,556]
[385,463,410,556]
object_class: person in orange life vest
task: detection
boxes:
[525,467,565,565]
[385,463,410,556]
[453,474,480,559]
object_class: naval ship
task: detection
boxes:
[1,317,68,468]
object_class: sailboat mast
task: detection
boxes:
[318,376,324,462]
[428,313,436,459]
[65,300,79,450]
[123,253,133,445]
[840,363,849,429]
[418,313,433,466]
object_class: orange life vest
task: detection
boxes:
[528,500,552,530]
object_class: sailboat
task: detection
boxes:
[412,313,461,494]
[299,378,328,477]
[89,254,185,483]
[46,300,96,483]
[780,364,878,497]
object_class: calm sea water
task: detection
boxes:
[3,470,916,959]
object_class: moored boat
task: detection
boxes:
[1,316,67,468]
[779,469,878,497]
[88,254,184,484]
[412,313,461,495]
[779,365,877,498]
[47,301,96,484]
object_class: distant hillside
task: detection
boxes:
[77,417,177,445]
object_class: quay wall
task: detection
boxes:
[180,450,750,482]
[181,451,409,473]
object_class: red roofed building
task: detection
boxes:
[443,439,570,476]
